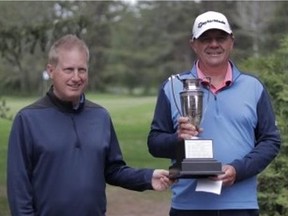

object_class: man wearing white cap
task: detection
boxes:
[147,11,280,216]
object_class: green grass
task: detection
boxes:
[0,118,13,216]
[0,93,170,215]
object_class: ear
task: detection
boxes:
[229,36,235,50]
[46,64,54,79]
[189,39,197,53]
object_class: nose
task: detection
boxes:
[71,70,81,80]
[209,38,220,47]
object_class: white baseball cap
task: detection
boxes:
[192,11,232,39]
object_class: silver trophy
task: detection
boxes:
[180,78,203,131]
[169,78,224,179]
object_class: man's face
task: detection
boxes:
[47,48,88,105]
[190,29,234,68]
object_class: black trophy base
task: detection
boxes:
[169,158,224,179]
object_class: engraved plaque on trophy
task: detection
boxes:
[169,78,224,179]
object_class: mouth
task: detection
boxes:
[206,50,223,56]
[68,83,82,90]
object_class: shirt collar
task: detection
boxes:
[196,60,232,89]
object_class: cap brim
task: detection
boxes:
[193,26,232,39]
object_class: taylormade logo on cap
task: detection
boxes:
[192,11,232,39]
[198,19,226,28]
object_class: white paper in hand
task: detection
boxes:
[195,179,223,195]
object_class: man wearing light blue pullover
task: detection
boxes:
[147,11,281,216]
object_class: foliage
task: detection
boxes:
[0,2,288,214]
[0,1,115,94]
[1,1,288,95]
[0,99,12,121]
[263,1,288,54]
[0,117,10,216]
[240,35,288,216]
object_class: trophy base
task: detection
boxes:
[169,159,224,179]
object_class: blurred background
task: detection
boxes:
[0,1,288,215]
[0,1,287,96]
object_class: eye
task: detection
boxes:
[198,37,210,43]
[216,36,228,42]
[198,35,229,43]
[64,68,74,74]
[78,68,87,74]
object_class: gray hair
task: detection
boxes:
[48,34,90,66]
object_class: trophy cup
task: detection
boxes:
[169,78,224,179]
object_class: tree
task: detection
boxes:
[74,1,119,92]
[0,1,112,94]
[240,35,288,216]
[263,1,288,54]
[232,1,276,58]
[0,2,54,94]
[0,1,288,96]
[106,1,201,94]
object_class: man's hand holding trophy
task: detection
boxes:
[169,78,224,179]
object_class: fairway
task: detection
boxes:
[0,93,171,215]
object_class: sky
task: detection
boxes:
[121,0,138,5]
